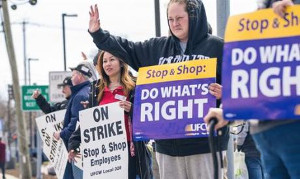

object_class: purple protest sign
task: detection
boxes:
[133,60,217,140]
[222,8,300,120]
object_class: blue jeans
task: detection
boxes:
[252,121,300,179]
[63,162,74,179]
[71,162,83,179]
[245,156,264,179]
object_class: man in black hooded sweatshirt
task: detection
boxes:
[88,0,228,178]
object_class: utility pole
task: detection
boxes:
[216,0,230,38]
[2,1,32,178]
[154,0,161,37]
[216,0,233,178]
[62,14,66,71]
[23,21,27,85]
[7,85,12,154]
[7,85,14,154]
[62,13,77,71]
[28,58,38,149]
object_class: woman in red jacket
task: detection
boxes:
[96,51,152,179]
[68,50,152,179]
[96,50,135,142]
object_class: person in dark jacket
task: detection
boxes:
[68,50,153,179]
[88,0,228,178]
[32,76,72,114]
[53,63,92,179]
[205,2,300,179]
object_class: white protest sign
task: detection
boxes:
[35,110,68,179]
[49,71,72,103]
[79,102,128,179]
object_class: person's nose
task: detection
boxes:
[106,61,112,67]
[172,19,180,26]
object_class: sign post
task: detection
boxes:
[49,71,72,103]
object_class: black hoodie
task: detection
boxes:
[90,0,228,156]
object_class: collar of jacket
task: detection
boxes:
[70,81,90,94]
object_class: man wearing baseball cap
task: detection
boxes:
[57,76,73,87]
[69,64,92,78]
[53,63,92,179]
[32,76,72,114]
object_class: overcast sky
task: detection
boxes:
[0,0,257,101]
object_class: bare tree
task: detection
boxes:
[1,1,32,178]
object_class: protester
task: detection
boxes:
[88,0,227,178]
[204,1,300,178]
[0,138,5,179]
[205,2,300,174]
[81,61,99,82]
[32,76,72,114]
[53,63,92,179]
[68,51,152,179]
[32,77,72,176]
[250,1,300,178]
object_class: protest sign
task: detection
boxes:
[35,110,68,179]
[222,6,300,120]
[79,102,128,179]
[133,59,217,140]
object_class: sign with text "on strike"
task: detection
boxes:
[22,85,49,111]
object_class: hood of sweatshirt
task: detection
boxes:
[168,0,208,54]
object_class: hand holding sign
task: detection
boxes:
[81,101,89,109]
[119,101,131,113]
[68,149,82,163]
[53,132,60,140]
[209,83,222,99]
[272,0,294,18]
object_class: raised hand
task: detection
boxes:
[89,4,101,33]
[81,51,87,60]
[31,89,40,99]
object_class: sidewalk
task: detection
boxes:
[0,173,18,179]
